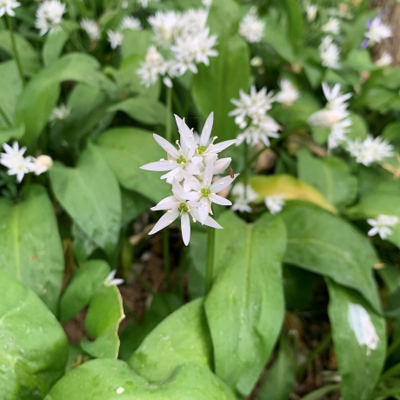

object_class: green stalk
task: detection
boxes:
[205,227,215,294]
[6,15,25,86]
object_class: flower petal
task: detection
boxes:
[210,193,232,206]
[210,173,239,193]
[206,139,237,155]
[153,134,180,159]
[151,196,179,211]
[149,208,179,235]
[200,112,214,146]
[204,215,223,229]
[181,212,191,246]
[141,160,176,171]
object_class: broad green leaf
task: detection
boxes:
[121,30,152,60]
[50,144,122,257]
[283,0,305,53]
[356,165,400,198]
[0,31,40,76]
[44,359,236,400]
[192,0,249,141]
[187,230,207,299]
[346,194,400,249]
[108,96,167,125]
[281,202,381,312]
[59,260,111,323]
[327,280,386,400]
[96,127,170,203]
[249,174,337,213]
[129,298,212,382]
[0,61,23,128]
[81,284,124,359]
[205,212,286,396]
[71,222,98,262]
[0,124,25,145]
[15,53,115,147]
[258,335,296,400]
[0,270,68,400]
[0,184,64,313]
[297,150,357,209]
[121,189,151,226]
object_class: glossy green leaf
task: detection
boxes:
[346,194,400,249]
[81,284,124,359]
[50,144,122,257]
[283,0,305,53]
[129,298,212,382]
[44,359,236,400]
[0,270,68,400]
[192,0,249,140]
[15,53,115,147]
[0,184,64,313]
[0,31,40,76]
[249,174,337,213]
[71,222,98,262]
[281,202,381,312]
[0,60,23,128]
[205,212,286,396]
[59,260,111,323]
[327,280,386,400]
[108,96,167,125]
[297,150,357,209]
[96,127,170,203]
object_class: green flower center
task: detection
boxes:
[178,202,189,213]
[197,145,206,155]
[201,188,211,197]
[176,155,187,164]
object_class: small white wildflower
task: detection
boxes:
[375,51,393,67]
[363,16,391,47]
[230,183,258,213]
[50,104,70,122]
[0,0,20,17]
[319,36,340,68]
[104,270,124,286]
[275,79,300,107]
[306,4,317,22]
[202,0,212,7]
[120,16,141,31]
[148,10,180,48]
[107,30,123,49]
[29,155,53,175]
[35,0,66,36]
[137,46,170,87]
[264,194,285,214]
[80,19,101,41]
[0,142,31,183]
[322,17,340,35]
[116,387,125,395]
[348,303,379,355]
[328,117,352,150]
[239,8,265,43]
[347,134,393,166]
[250,56,263,67]
[137,0,160,8]
[367,214,399,240]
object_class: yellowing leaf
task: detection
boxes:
[249,174,336,213]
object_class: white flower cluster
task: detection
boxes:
[230,85,280,148]
[362,16,391,48]
[305,4,317,22]
[375,51,393,68]
[0,142,53,183]
[265,194,285,214]
[319,36,340,68]
[239,8,265,44]
[0,0,20,17]
[50,103,70,122]
[80,19,101,41]
[322,17,340,35]
[230,183,258,213]
[367,214,399,240]
[137,0,161,8]
[347,135,393,166]
[141,113,237,246]
[275,79,300,107]
[35,0,66,36]
[308,82,352,150]
[137,8,218,88]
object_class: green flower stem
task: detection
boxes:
[243,140,249,199]
[0,104,12,127]
[205,227,215,294]
[166,85,173,142]
[6,15,25,86]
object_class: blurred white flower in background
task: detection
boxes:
[29,155,53,175]
[120,16,141,31]
[80,19,101,41]
[50,104,70,122]
[265,194,285,214]
[319,36,340,68]
[275,79,300,107]
[104,270,124,286]
[35,0,66,36]
[347,135,394,166]
[239,8,265,43]
[0,0,20,17]
[305,4,317,22]
[107,29,123,49]
[137,0,161,8]
[367,214,399,240]
[322,17,340,35]
[231,183,258,213]
[362,16,391,48]
[375,51,393,67]
[202,0,212,7]
[137,45,170,87]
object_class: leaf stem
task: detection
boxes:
[205,227,215,294]
[6,15,25,86]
